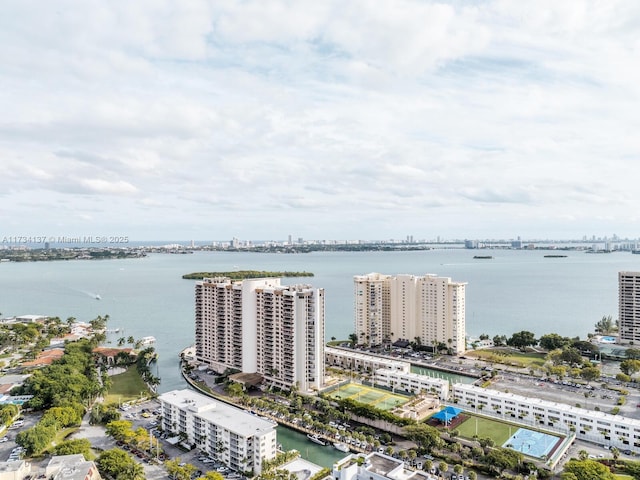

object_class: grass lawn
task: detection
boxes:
[466,349,546,369]
[614,475,633,480]
[456,415,521,445]
[104,366,151,405]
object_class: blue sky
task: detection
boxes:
[2,1,640,242]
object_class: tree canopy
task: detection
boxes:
[561,459,614,480]
[507,331,537,351]
[97,448,145,480]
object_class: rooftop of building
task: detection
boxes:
[365,453,403,477]
[281,457,324,480]
[159,389,277,436]
[0,460,27,473]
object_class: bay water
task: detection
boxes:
[1,248,638,394]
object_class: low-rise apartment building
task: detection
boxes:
[325,347,410,374]
[159,389,278,474]
[373,369,449,401]
[452,384,640,450]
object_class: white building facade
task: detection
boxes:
[619,271,640,344]
[159,389,278,474]
[354,273,466,354]
[373,369,450,401]
[255,283,325,392]
[195,277,325,391]
[452,384,640,451]
[325,347,410,374]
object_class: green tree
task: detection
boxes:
[404,423,443,450]
[484,447,523,473]
[580,366,600,383]
[625,348,640,360]
[97,448,141,479]
[507,331,537,351]
[561,459,614,480]
[560,347,584,366]
[199,473,225,480]
[106,420,135,442]
[54,439,92,457]
[594,315,615,334]
[539,333,571,351]
[226,382,244,397]
[15,423,57,455]
[620,359,640,376]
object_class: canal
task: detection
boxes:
[277,425,348,468]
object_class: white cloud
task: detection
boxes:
[1,0,639,240]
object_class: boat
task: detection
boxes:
[95,294,101,300]
[307,434,326,446]
[140,336,156,346]
[333,442,350,452]
[473,255,493,259]
[544,254,567,258]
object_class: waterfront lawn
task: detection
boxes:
[456,415,516,445]
[104,366,151,405]
[465,349,546,369]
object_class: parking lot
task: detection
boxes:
[120,399,249,480]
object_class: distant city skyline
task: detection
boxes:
[3,2,640,240]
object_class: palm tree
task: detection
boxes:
[578,449,588,460]
[611,446,620,461]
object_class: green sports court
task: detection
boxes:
[328,383,410,411]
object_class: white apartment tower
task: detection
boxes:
[619,271,640,344]
[159,389,277,474]
[354,273,466,354]
[354,272,391,347]
[195,277,325,391]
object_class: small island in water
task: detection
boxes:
[544,254,568,258]
[473,255,493,259]
[182,270,314,280]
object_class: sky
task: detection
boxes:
[2,0,640,242]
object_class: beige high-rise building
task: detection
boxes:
[619,271,640,344]
[195,277,325,391]
[354,273,466,354]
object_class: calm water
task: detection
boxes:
[1,249,638,394]
[276,426,347,467]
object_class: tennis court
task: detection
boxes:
[328,383,410,411]
[503,428,560,459]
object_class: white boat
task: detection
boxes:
[95,294,101,300]
[307,434,326,446]
[333,442,350,453]
[140,336,156,346]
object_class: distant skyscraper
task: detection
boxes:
[619,271,640,343]
[354,273,466,354]
[195,277,325,391]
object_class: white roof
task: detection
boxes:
[159,389,277,437]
